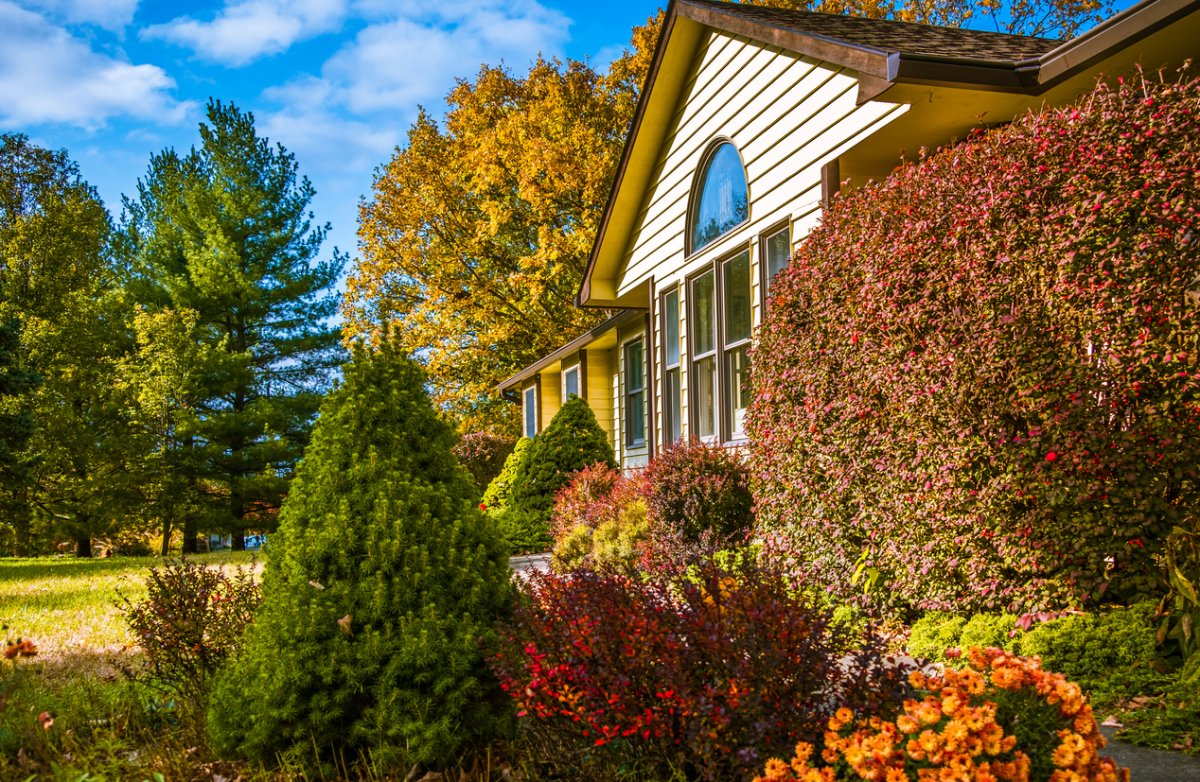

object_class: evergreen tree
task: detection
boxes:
[119,100,345,550]
[480,436,530,512]
[207,339,513,770]
[506,396,615,541]
[0,134,132,557]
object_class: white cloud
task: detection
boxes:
[19,0,138,30]
[313,0,571,114]
[0,2,192,130]
[142,0,347,67]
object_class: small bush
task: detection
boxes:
[907,613,968,663]
[493,554,900,781]
[960,612,1018,654]
[481,436,531,513]
[548,461,639,544]
[454,432,517,495]
[120,558,260,711]
[507,396,615,536]
[642,438,752,544]
[1020,603,1159,694]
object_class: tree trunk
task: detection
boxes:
[181,513,198,554]
[159,515,171,556]
[75,534,92,558]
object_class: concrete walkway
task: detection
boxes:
[1100,728,1200,781]
[508,552,550,579]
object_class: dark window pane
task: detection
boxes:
[523,387,537,439]
[663,289,680,367]
[691,270,715,356]
[694,355,716,438]
[665,367,682,442]
[692,143,749,252]
[724,250,751,345]
[726,346,751,435]
[766,227,791,286]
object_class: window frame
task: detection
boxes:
[686,138,750,258]
[721,248,753,441]
[687,267,719,442]
[660,286,682,445]
[622,336,647,449]
[562,363,581,401]
[522,383,538,439]
[759,221,792,305]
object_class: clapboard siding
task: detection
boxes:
[616,30,906,298]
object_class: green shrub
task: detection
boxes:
[959,613,1017,653]
[1020,603,1159,693]
[749,70,1200,613]
[481,436,530,512]
[494,505,551,554]
[507,396,615,535]
[907,612,967,663]
[206,340,513,771]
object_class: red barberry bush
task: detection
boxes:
[492,555,902,781]
[120,558,261,712]
[453,431,517,494]
[750,68,1200,613]
[641,438,754,551]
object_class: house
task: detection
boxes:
[497,0,1200,469]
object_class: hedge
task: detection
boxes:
[750,69,1200,613]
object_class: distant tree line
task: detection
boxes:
[0,100,343,557]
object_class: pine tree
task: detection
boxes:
[119,100,344,550]
[207,339,513,770]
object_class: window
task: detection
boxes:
[690,270,717,439]
[690,142,748,253]
[623,338,646,447]
[763,224,791,295]
[563,364,580,400]
[723,250,752,437]
[523,385,537,439]
[661,288,682,443]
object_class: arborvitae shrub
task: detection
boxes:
[750,69,1200,613]
[453,432,516,495]
[206,340,513,770]
[641,438,753,544]
[507,396,615,531]
[481,436,531,512]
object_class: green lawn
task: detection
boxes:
[0,552,263,781]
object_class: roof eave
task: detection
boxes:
[495,309,645,393]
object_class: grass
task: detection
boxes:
[0,552,268,782]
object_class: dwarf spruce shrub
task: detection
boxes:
[206,341,513,770]
[750,69,1200,613]
[504,396,615,547]
[481,436,530,512]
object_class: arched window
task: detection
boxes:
[689,141,748,253]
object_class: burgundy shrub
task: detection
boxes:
[492,556,899,781]
[641,438,754,544]
[453,431,517,493]
[549,460,642,544]
[750,70,1200,613]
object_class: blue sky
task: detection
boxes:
[1,0,658,272]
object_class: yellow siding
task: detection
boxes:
[585,348,616,449]
[539,370,562,432]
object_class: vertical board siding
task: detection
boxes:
[540,370,561,433]
[586,348,616,449]
[616,31,906,298]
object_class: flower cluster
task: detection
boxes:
[757,648,1128,782]
[3,638,37,659]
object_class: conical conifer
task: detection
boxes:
[508,396,616,524]
[207,339,512,769]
